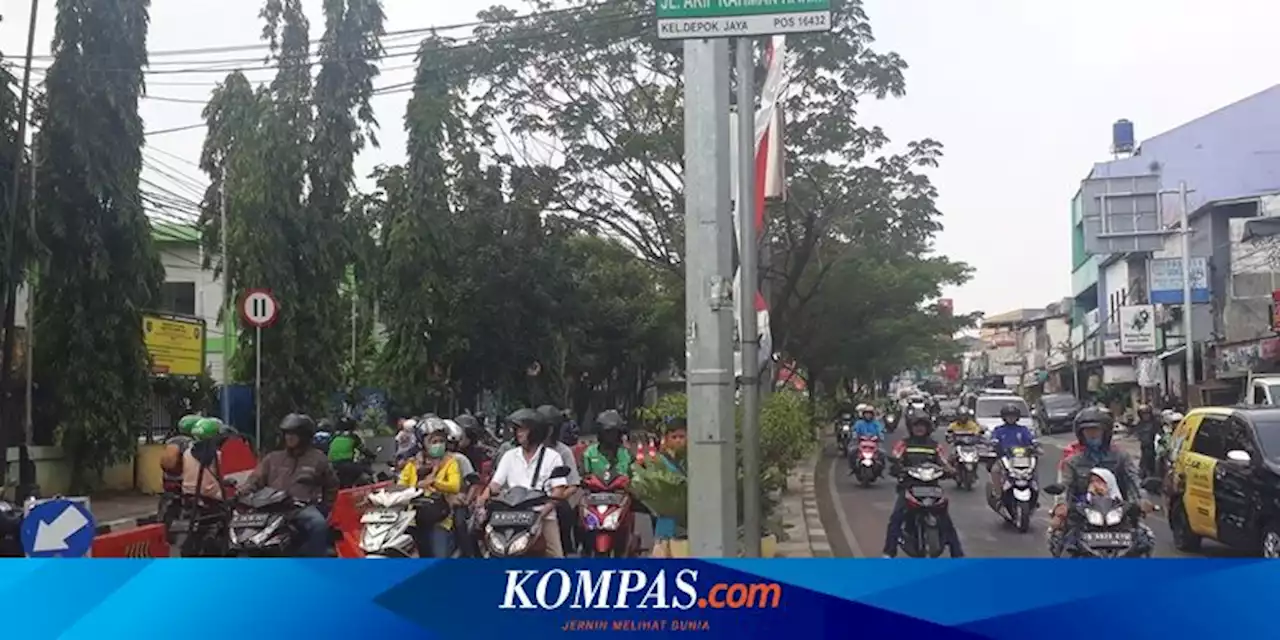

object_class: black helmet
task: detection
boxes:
[999,403,1022,420]
[536,405,564,427]
[1072,406,1114,447]
[597,409,625,433]
[454,414,481,438]
[317,417,336,432]
[507,408,550,444]
[907,413,933,432]
[279,413,316,440]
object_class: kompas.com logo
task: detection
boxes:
[499,569,783,610]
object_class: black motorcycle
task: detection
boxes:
[226,487,312,557]
[1044,480,1160,558]
[482,466,570,557]
[896,462,953,558]
[834,414,853,457]
[0,499,23,557]
[168,492,233,557]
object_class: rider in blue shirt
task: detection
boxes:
[853,405,885,439]
[987,402,1038,498]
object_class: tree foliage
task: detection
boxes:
[33,0,162,485]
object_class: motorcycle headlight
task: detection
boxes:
[1105,508,1124,526]
[840,425,850,433]
[1086,510,1105,527]
[601,511,622,531]
[507,531,531,555]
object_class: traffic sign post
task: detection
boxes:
[20,498,95,557]
[656,0,832,40]
[240,289,280,449]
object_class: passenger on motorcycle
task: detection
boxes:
[882,415,964,558]
[328,416,374,486]
[237,414,339,557]
[537,405,583,555]
[181,418,227,502]
[582,410,635,479]
[399,424,462,557]
[477,408,572,557]
[1048,407,1155,557]
[987,403,1038,495]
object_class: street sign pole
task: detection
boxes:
[736,37,762,558]
[1179,181,1195,399]
[255,325,262,448]
[684,36,737,557]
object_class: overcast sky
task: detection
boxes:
[2,0,1278,317]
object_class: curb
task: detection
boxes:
[776,449,832,558]
[95,514,160,536]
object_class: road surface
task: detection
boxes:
[815,430,1249,558]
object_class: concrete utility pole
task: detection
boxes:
[23,141,36,449]
[683,37,737,557]
[1178,181,1195,402]
[735,37,762,558]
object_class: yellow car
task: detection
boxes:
[1166,406,1280,557]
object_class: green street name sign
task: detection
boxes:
[656,0,832,40]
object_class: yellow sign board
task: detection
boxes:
[143,314,205,377]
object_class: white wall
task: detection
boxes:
[158,243,228,382]
[1103,260,1130,334]
[1045,317,1070,368]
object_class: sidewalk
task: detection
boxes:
[776,450,832,558]
[89,493,159,532]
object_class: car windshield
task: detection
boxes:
[975,398,1029,419]
[1255,419,1280,464]
[1041,395,1078,411]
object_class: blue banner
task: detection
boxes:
[1,559,1273,638]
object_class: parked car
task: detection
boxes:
[1034,393,1082,434]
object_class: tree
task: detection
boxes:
[33,0,162,486]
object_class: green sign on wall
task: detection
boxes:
[656,0,833,40]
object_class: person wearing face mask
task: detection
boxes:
[1048,407,1154,557]
[399,422,462,557]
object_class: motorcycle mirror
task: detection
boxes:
[1043,483,1066,496]
[549,465,571,479]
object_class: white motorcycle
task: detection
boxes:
[985,445,1039,533]
[359,486,424,558]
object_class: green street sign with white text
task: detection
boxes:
[656,0,833,40]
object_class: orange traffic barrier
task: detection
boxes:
[92,524,170,558]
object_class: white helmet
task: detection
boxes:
[420,416,447,438]
[443,419,463,443]
[854,403,869,413]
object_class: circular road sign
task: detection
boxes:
[240,289,280,328]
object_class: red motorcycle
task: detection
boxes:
[579,473,637,557]
[851,436,885,487]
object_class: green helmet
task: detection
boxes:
[177,414,202,435]
[191,417,223,441]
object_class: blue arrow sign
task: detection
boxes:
[20,499,96,558]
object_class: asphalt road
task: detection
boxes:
[815,429,1249,558]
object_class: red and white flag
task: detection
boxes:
[732,35,789,378]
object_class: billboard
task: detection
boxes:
[1080,173,1167,254]
[143,313,206,377]
[1148,257,1210,304]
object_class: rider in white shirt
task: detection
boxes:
[479,408,570,557]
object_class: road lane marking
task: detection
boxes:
[825,453,864,557]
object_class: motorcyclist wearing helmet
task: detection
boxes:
[399,420,462,557]
[1048,407,1154,557]
[181,418,228,502]
[947,407,982,437]
[450,415,489,557]
[161,414,202,477]
[237,413,339,557]
[327,415,374,486]
[882,414,964,558]
[987,402,1038,496]
[582,410,635,479]
[395,418,420,465]
[853,404,885,439]
[477,408,571,557]
[537,404,582,556]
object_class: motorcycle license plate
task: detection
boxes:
[1082,531,1132,547]
[230,513,271,529]
[586,493,624,506]
[361,510,400,524]
[490,510,538,527]
[910,486,943,499]
[1011,457,1032,468]
[861,458,874,467]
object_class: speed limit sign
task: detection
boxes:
[240,289,279,328]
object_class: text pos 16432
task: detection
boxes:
[240,289,280,328]
[656,0,832,40]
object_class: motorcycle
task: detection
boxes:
[226,487,311,557]
[0,499,22,557]
[483,466,570,557]
[897,462,953,558]
[337,446,384,489]
[1043,480,1159,558]
[885,413,898,433]
[850,436,885,487]
[986,445,1039,533]
[579,472,637,557]
[168,492,234,557]
[358,485,436,558]
[835,415,853,456]
[949,433,983,491]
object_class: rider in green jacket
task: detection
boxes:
[581,410,634,478]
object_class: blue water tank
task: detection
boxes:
[1112,119,1135,154]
